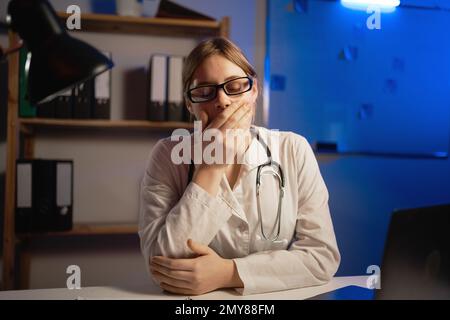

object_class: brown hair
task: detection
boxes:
[182,37,258,98]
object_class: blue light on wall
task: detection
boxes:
[341,0,400,12]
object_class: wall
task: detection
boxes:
[269,1,450,155]
[268,0,450,276]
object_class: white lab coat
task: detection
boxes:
[139,125,341,295]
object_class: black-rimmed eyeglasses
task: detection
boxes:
[186,76,253,103]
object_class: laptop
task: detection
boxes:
[309,203,450,300]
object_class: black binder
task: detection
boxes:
[36,98,56,118]
[73,80,94,119]
[16,159,73,233]
[54,88,74,119]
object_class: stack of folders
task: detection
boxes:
[15,159,73,233]
[148,54,192,122]
[19,47,112,120]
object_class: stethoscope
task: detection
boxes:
[252,128,286,243]
[186,127,286,243]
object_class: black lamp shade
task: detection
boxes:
[8,0,114,105]
[28,34,113,105]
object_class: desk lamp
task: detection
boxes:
[0,0,114,105]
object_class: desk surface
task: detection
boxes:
[0,276,369,300]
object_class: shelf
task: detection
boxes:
[57,12,227,38]
[17,223,138,238]
[19,118,194,131]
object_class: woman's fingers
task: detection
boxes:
[151,256,195,271]
[160,282,195,295]
[206,102,246,130]
[151,270,192,290]
[198,110,209,132]
[196,101,253,166]
[150,262,193,282]
[232,103,253,130]
[231,107,254,160]
[220,103,252,132]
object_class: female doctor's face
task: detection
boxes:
[187,54,258,129]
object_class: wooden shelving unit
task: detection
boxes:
[57,12,229,38]
[19,118,194,130]
[17,223,138,238]
[2,12,229,290]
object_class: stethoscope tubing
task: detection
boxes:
[253,128,286,242]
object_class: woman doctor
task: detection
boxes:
[139,37,341,296]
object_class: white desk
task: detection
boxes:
[0,276,369,300]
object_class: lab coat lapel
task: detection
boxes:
[189,162,248,222]
[218,127,272,222]
[218,176,248,222]
[242,126,272,170]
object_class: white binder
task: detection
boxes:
[167,55,184,122]
[93,51,112,119]
[148,54,168,121]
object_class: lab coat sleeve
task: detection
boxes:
[232,135,341,295]
[138,139,234,276]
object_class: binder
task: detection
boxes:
[148,54,168,121]
[54,88,74,119]
[73,80,94,119]
[167,55,184,122]
[55,161,73,231]
[16,162,33,233]
[93,51,112,119]
[36,98,56,118]
[15,159,73,233]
